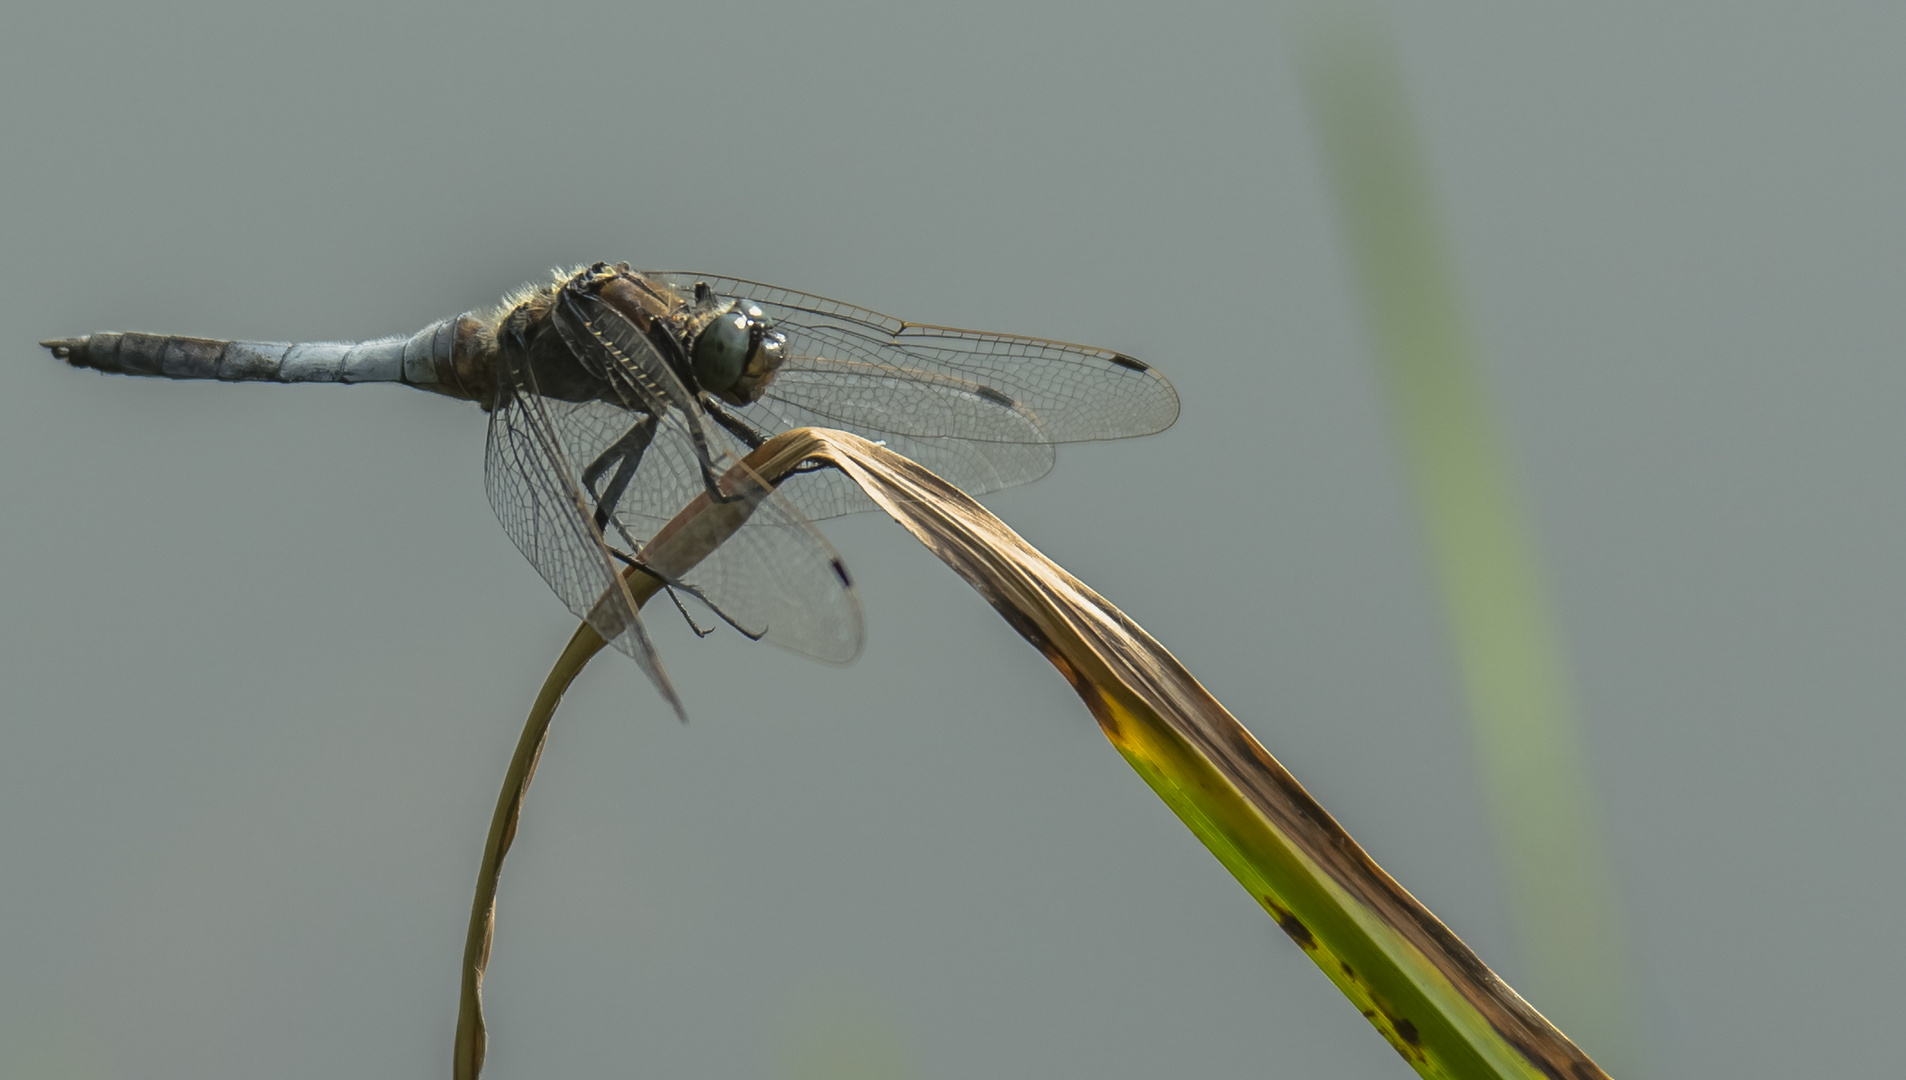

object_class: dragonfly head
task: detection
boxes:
[690,298,787,405]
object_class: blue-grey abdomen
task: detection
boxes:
[42,317,477,398]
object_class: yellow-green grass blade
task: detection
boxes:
[1297,14,1635,1064]
[457,428,1608,1077]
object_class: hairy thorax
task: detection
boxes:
[458,263,783,412]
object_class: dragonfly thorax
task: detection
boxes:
[488,266,789,411]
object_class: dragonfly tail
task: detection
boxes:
[42,316,492,403]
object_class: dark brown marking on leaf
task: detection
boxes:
[1339,961,1356,981]
[1050,650,1124,740]
[1264,901,1315,950]
[1394,1018,1419,1046]
[1508,1036,1569,1080]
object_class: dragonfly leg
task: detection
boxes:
[685,420,747,506]
[581,415,651,491]
[704,398,834,482]
[607,547,765,643]
[662,585,716,638]
[702,398,770,450]
[584,414,660,532]
[678,399,779,508]
[659,578,767,642]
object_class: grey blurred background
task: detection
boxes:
[2,2,1901,1077]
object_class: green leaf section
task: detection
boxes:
[1102,693,1548,1079]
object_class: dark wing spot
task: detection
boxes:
[1109,352,1149,371]
[831,559,853,588]
[974,385,1016,408]
[1394,1018,1420,1046]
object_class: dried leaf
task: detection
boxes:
[456,428,1609,1080]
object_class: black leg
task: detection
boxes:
[659,578,767,642]
[581,416,649,492]
[607,546,764,643]
[685,416,738,505]
[663,585,716,638]
[705,398,830,486]
[584,414,660,531]
[703,397,770,450]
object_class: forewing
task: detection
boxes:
[742,364,1059,520]
[485,383,686,719]
[655,272,1181,443]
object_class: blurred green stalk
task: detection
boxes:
[1297,15,1637,1069]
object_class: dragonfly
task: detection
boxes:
[43,263,1179,718]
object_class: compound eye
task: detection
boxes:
[692,311,750,393]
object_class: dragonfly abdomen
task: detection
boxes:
[41,316,493,403]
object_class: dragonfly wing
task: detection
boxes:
[741,358,1059,519]
[655,272,1181,442]
[639,432,866,665]
[548,284,710,439]
[536,277,863,660]
[485,380,686,719]
[538,397,866,665]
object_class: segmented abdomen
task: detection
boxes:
[42,317,470,395]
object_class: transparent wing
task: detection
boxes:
[736,365,1062,521]
[485,379,687,720]
[539,397,865,664]
[535,284,862,663]
[640,272,1176,520]
[654,272,1180,443]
